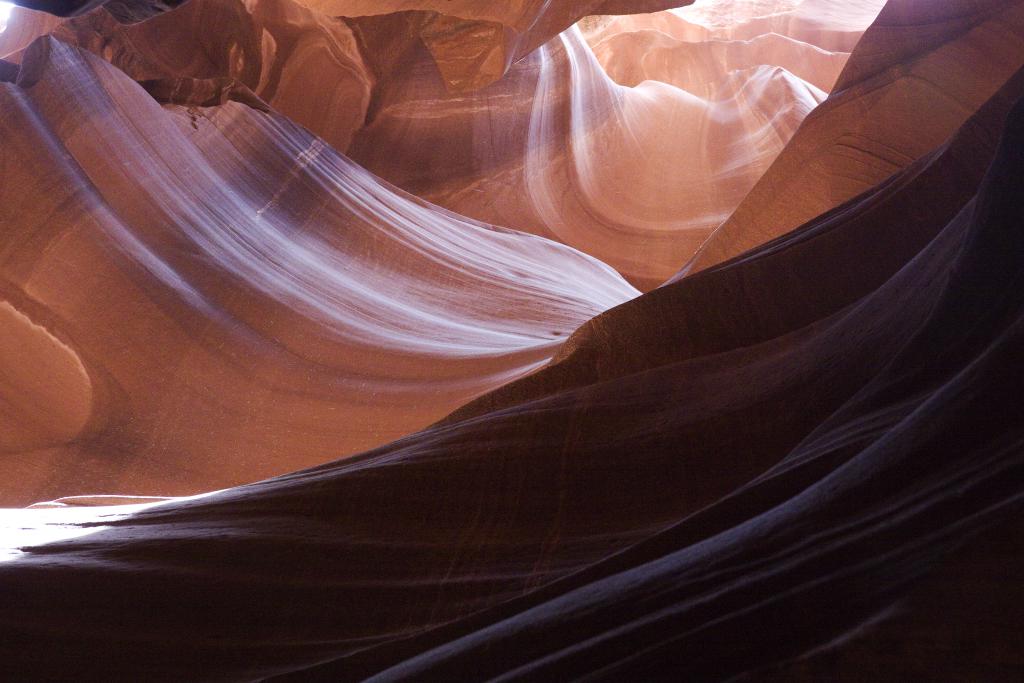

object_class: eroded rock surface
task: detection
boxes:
[0,37,637,503]
[0,1,1021,681]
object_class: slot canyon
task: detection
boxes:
[0,0,1022,680]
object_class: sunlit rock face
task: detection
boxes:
[0,4,61,53]
[348,1,885,289]
[2,0,374,151]
[296,0,691,90]
[0,299,93,454]
[680,0,1024,275]
[7,0,693,87]
[0,35,637,504]
[1,1,885,289]
[587,0,889,92]
[622,0,886,50]
[1,0,1023,680]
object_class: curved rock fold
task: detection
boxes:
[0,0,1021,681]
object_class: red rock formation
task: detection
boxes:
[348,27,824,288]
[299,0,691,90]
[591,26,849,93]
[0,36,637,503]
[681,0,1024,275]
[0,4,61,54]
[2,0,374,151]
[3,0,885,288]
[6,0,695,88]
[348,2,884,288]
[609,0,888,51]
[2,45,1023,682]
[0,0,1021,680]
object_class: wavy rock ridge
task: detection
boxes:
[0,0,1022,681]
[0,34,638,503]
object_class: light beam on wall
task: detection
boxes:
[0,2,13,34]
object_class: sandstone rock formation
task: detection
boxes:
[0,4,61,54]
[680,0,1024,275]
[0,0,1022,680]
[8,0,692,88]
[3,0,886,288]
[297,0,689,90]
[0,36,637,503]
[348,1,885,288]
[3,45,1024,682]
[2,0,374,151]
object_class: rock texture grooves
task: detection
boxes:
[0,0,1021,681]
[3,0,885,289]
[680,0,1024,276]
[346,1,884,288]
[0,37,637,503]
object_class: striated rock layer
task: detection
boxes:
[348,27,821,289]
[1,41,1023,682]
[681,0,1024,275]
[296,0,691,90]
[347,1,885,288]
[3,0,887,289]
[2,0,375,152]
[0,0,1021,680]
[0,36,637,504]
[6,0,694,89]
